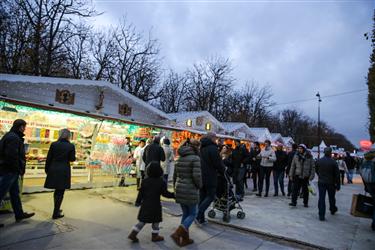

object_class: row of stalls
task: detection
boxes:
[0,74,294,193]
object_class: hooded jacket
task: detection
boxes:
[173,145,202,205]
[289,151,315,180]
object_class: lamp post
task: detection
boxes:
[316,92,322,159]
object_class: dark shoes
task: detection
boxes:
[319,216,325,221]
[128,230,139,243]
[15,212,35,222]
[304,204,309,208]
[256,193,262,197]
[330,207,338,215]
[52,210,64,220]
[289,203,296,207]
[264,193,269,197]
[273,194,278,197]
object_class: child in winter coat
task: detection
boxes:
[128,161,175,243]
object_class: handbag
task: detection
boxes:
[351,193,374,219]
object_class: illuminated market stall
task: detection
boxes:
[0,74,176,191]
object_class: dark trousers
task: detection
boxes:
[339,170,345,185]
[197,185,216,222]
[258,166,272,195]
[273,170,285,195]
[287,179,293,196]
[53,189,65,216]
[291,177,309,205]
[318,182,337,218]
[0,173,24,218]
[234,167,246,198]
[163,174,168,184]
[251,166,259,191]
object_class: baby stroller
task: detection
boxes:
[208,169,246,223]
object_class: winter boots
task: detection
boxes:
[151,233,164,242]
[128,230,139,243]
[170,225,194,247]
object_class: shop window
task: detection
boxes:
[205,123,211,131]
[186,119,192,127]
[55,89,75,105]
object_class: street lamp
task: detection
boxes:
[316,92,322,159]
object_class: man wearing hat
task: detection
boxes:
[289,144,315,207]
[315,147,340,221]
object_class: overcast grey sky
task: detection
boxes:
[92,0,373,146]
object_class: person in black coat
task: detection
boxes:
[44,129,76,219]
[196,133,224,225]
[249,142,261,192]
[316,147,340,221]
[273,145,288,196]
[128,161,175,243]
[0,119,35,226]
[142,136,166,167]
[231,140,250,200]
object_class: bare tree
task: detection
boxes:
[0,1,32,73]
[158,70,188,113]
[64,24,92,79]
[112,20,161,101]
[15,0,97,76]
[90,29,117,82]
[185,56,234,117]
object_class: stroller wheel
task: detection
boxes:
[208,210,216,218]
[237,211,246,219]
[223,213,231,223]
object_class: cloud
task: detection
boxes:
[93,0,374,146]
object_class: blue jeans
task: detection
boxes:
[197,186,216,222]
[347,169,354,183]
[273,170,285,195]
[318,182,337,219]
[0,173,24,218]
[180,204,197,229]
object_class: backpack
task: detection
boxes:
[360,161,375,184]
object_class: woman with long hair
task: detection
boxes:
[44,129,76,219]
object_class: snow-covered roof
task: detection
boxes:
[249,127,272,143]
[282,136,295,145]
[270,133,283,143]
[221,122,248,133]
[168,111,224,129]
[0,74,170,120]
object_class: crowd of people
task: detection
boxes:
[0,119,374,247]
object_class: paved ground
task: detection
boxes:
[208,175,374,250]
[1,175,374,250]
[0,189,304,250]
